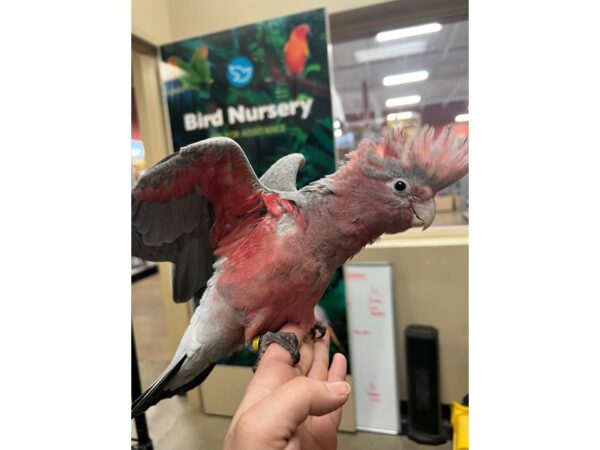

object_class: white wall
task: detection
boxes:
[132,0,396,44]
[132,0,172,44]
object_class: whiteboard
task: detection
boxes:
[344,263,400,434]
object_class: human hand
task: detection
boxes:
[223,325,350,450]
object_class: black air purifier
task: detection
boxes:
[405,325,447,445]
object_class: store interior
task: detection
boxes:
[132,1,469,448]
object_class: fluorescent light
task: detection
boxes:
[355,40,426,63]
[376,23,442,42]
[385,95,421,108]
[455,113,469,122]
[333,120,341,129]
[383,70,428,86]
[383,71,429,87]
[387,111,414,121]
[334,129,343,138]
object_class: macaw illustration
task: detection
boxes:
[284,23,311,77]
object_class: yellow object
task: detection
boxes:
[250,336,261,353]
[451,402,469,450]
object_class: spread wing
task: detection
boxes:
[259,153,305,191]
[132,137,267,303]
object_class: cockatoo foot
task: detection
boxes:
[310,321,327,340]
[248,331,300,372]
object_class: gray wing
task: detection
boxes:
[259,153,305,191]
[133,144,305,303]
[132,192,215,303]
[132,137,265,303]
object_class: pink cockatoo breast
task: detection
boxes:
[215,193,328,340]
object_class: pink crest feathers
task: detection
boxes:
[352,125,468,193]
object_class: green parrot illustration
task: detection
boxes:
[192,45,214,85]
[168,45,213,93]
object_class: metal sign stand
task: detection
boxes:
[132,325,153,450]
[131,263,158,450]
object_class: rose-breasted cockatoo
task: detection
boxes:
[131,126,468,417]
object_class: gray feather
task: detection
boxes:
[132,141,308,304]
[260,153,305,191]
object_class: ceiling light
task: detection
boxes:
[376,23,442,42]
[385,95,421,108]
[355,40,427,63]
[455,113,469,122]
[383,70,429,86]
[334,129,343,138]
[333,120,341,129]
[387,111,414,121]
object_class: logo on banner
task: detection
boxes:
[227,56,254,88]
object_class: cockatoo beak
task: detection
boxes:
[411,198,436,230]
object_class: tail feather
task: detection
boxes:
[132,293,241,418]
[131,355,216,419]
[131,355,186,418]
[165,362,216,399]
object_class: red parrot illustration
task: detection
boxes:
[284,24,311,77]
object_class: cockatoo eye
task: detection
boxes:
[394,179,408,192]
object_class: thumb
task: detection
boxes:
[250,377,351,432]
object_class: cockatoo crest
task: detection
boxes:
[351,125,468,193]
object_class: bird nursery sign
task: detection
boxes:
[182,98,314,130]
[159,8,335,186]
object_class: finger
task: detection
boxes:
[307,330,330,380]
[327,353,347,383]
[238,327,314,419]
[243,377,351,439]
[323,353,348,429]
[239,353,304,419]
[294,335,315,376]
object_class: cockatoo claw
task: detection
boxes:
[250,331,300,372]
[310,322,327,340]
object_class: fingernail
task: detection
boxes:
[326,381,351,395]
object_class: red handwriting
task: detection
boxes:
[367,288,385,317]
[367,383,381,402]
[368,306,385,317]
[352,329,372,336]
[347,272,367,280]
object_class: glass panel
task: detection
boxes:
[331,19,468,226]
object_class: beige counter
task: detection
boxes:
[350,226,468,405]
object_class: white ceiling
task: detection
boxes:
[331,19,468,123]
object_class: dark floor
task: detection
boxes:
[132,273,452,449]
